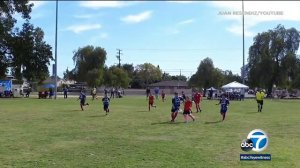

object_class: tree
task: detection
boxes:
[222,70,242,84]
[189,57,218,88]
[171,75,187,81]
[71,45,106,87]
[162,72,172,81]
[291,58,300,88]
[104,66,130,88]
[10,22,53,82]
[162,72,187,81]
[0,1,33,78]
[122,63,134,78]
[135,63,162,87]
[248,25,300,93]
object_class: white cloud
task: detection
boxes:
[73,13,103,19]
[165,27,180,35]
[226,25,255,37]
[90,33,109,44]
[100,33,109,39]
[65,24,102,34]
[178,19,195,25]
[121,11,153,24]
[30,1,48,9]
[79,1,129,9]
[74,14,94,19]
[211,1,300,36]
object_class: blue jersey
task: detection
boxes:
[172,96,181,108]
[79,93,86,101]
[154,88,159,94]
[102,97,110,105]
[219,98,229,112]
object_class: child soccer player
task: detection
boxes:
[78,90,89,111]
[148,93,156,111]
[102,94,110,115]
[194,91,202,112]
[181,91,186,101]
[161,90,166,102]
[216,94,230,121]
[170,92,181,122]
[183,96,195,123]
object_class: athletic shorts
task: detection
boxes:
[171,107,179,113]
[80,100,85,105]
[149,102,154,106]
[257,100,263,105]
[183,110,191,115]
[195,100,200,104]
[103,104,109,110]
[220,109,227,113]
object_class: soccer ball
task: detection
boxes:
[178,109,183,113]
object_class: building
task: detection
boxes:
[149,80,191,94]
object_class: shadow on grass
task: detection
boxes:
[204,120,222,124]
[136,110,150,112]
[88,114,107,118]
[71,109,83,112]
[246,111,260,114]
[151,121,183,125]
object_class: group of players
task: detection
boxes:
[77,87,267,123]
[78,90,111,115]
[147,90,231,123]
[77,88,232,122]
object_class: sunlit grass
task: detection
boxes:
[0,96,299,167]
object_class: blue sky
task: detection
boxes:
[18,1,300,78]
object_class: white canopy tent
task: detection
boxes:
[221,81,249,90]
[207,87,217,91]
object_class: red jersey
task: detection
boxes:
[184,100,192,111]
[194,93,201,102]
[149,95,154,103]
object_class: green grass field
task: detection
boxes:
[0,96,299,168]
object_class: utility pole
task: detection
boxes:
[116,49,122,68]
[242,0,245,84]
[54,0,58,99]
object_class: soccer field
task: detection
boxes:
[0,96,299,168]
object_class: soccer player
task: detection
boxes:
[148,93,156,111]
[154,87,160,100]
[216,94,230,121]
[63,86,68,99]
[256,89,265,112]
[194,90,202,112]
[146,87,150,99]
[161,90,166,102]
[102,94,110,115]
[92,87,97,100]
[78,90,89,111]
[170,92,181,122]
[183,96,195,123]
[181,91,186,101]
